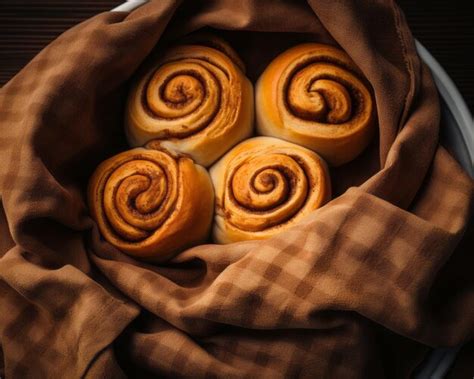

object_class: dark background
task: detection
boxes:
[0,0,473,112]
[0,0,472,377]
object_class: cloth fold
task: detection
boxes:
[0,0,472,377]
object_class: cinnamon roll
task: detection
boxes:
[125,40,254,167]
[209,137,331,243]
[256,43,375,166]
[88,148,214,261]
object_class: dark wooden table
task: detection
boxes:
[0,1,473,376]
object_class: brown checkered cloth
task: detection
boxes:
[0,0,473,377]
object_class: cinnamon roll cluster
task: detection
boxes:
[88,35,375,262]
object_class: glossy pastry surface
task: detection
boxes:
[256,43,375,166]
[210,136,331,244]
[88,148,214,261]
[126,41,254,167]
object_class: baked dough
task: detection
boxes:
[256,43,375,166]
[88,148,214,261]
[210,136,331,243]
[125,41,254,167]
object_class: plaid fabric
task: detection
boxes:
[0,0,473,378]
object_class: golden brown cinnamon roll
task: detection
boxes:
[88,148,214,261]
[210,137,331,243]
[256,43,375,166]
[125,41,254,167]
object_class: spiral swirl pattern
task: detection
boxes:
[126,43,254,167]
[88,148,214,261]
[256,43,375,166]
[210,137,331,243]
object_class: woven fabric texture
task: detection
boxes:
[0,1,473,377]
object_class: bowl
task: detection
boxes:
[112,2,474,377]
